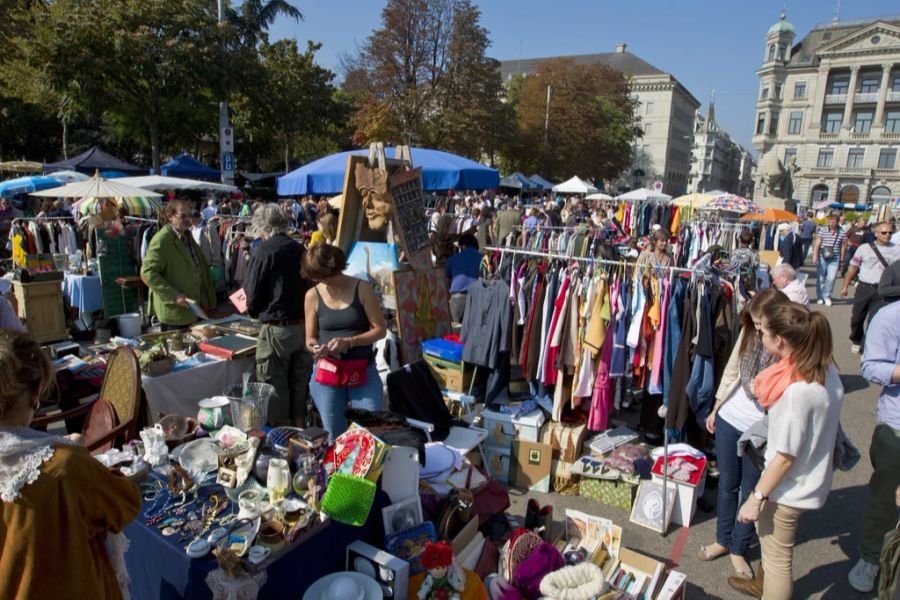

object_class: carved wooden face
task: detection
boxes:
[362,190,392,231]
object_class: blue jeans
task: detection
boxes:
[816,257,839,302]
[309,362,384,441]
[715,414,761,557]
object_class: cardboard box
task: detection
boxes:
[509,440,552,492]
[651,461,707,527]
[578,478,638,511]
[423,354,472,393]
[346,540,409,600]
[540,421,587,462]
[610,547,665,599]
[484,446,510,483]
[483,407,546,451]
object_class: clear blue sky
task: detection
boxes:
[269,0,900,156]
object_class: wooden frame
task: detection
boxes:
[335,153,407,255]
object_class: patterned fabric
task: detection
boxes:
[100,350,138,424]
[0,426,77,502]
[739,338,775,402]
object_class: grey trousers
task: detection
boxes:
[256,323,312,425]
[450,292,468,323]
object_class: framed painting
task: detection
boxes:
[392,266,451,363]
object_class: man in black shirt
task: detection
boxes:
[243,205,311,425]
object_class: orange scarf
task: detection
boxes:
[753,357,801,409]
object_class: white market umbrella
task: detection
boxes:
[552,176,598,194]
[615,188,673,203]
[49,170,91,183]
[31,173,163,199]
[586,192,614,201]
[117,175,238,193]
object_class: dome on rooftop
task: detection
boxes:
[768,11,795,35]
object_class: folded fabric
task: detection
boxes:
[539,563,604,600]
[512,542,565,600]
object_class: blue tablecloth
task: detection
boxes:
[124,485,389,599]
[62,273,103,315]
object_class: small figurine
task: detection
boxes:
[418,541,465,600]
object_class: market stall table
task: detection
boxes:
[62,273,103,316]
[124,486,389,600]
[141,355,255,421]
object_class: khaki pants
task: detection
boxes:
[758,501,805,600]
[256,323,312,425]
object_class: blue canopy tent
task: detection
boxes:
[277,147,499,196]
[0,175,65,198]
[499,172,539,191]
[528,174,556,191]
[159,153,221,181]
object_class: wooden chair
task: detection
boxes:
[82,346,141,453]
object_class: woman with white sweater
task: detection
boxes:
[730,302,843,599]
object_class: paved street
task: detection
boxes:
[507,264,882,599]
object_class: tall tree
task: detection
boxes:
[1,0,244,170]
[346,0,457,147]
[230,0,303,47]
[504,59,638,182]
[440,1,512,162]
[232,40,349,172]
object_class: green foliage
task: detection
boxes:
[503,58,638,182]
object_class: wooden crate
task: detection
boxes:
[423,354,472,393]
[13,280,68,343]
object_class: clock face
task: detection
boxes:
[354,556,377,579]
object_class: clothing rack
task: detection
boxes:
[123,216,160,224]
[11,216,75,224]
[484,245,710,275]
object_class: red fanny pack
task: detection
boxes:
[314,357,369,387]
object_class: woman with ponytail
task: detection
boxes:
[700,288,791,580]
[731,303,843,599]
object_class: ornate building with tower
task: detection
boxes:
[752,12,900,210]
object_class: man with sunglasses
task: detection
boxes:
[840,221,900,353]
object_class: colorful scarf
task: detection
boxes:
[753,357,801,409]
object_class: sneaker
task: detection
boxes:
[851,344,861,354]
[848,558,878,592]
[817,299,825,305]
[824,298,833,306]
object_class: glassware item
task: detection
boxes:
[237,489,261,520]
[282,497,305,528]
[291,455,317,496]
[266,458,290,508]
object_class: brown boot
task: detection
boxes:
[727,563,764,598]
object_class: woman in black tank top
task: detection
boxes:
[302,243,387,441]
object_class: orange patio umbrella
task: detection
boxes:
[740,208,801,223]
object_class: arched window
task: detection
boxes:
[870,185,893,204]
[839,184,859,204]
[768,44,776,61]
[810,183,829,204]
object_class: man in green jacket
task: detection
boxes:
[141,200,216,329]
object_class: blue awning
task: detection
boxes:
[159,153,220,181]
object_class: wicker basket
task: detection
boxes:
[142,357,175,377]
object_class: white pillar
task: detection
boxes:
[874,63,894,127]
[843,66,861,130]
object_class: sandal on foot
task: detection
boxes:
[697,544,728,561]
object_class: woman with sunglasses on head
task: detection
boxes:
[730,302,843,599]
[699,288,791,580]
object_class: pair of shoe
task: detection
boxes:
[825,297,833,306]
[728,563,764,598]
[525,498,552,541]
[817,299,825,305]
[848,558,879,592]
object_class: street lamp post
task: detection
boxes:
[218,0,234,186]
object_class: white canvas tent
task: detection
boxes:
[116,175,238,193]
[615,188,672,203]
[552,176,598,194]
[585,192,614,201]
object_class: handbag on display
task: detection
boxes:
[314,356,369,387]
[465,465,510,526]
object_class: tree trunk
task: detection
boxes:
[61,119,68,160]
[149,94,161,174]
[284,138,290,174]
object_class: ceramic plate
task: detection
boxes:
[176,438,219,475]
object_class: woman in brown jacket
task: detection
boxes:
[0,331,141,599]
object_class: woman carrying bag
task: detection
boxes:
[304,243,387,442]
